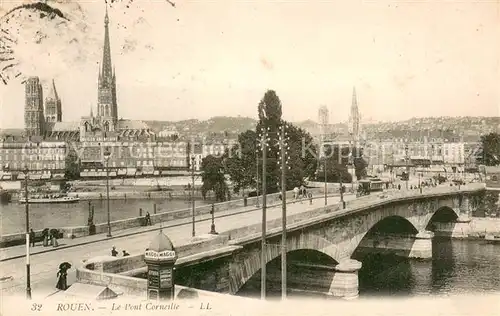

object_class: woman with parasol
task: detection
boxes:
[56,262,71,290]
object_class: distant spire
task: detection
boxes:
[351,87,358,111]
[101,4,113,80]
[47,79,59,100]
[90,104,94,117]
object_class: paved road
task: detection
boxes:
[0,195,352,299]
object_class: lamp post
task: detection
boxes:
[210,203,217,234]
[23,166,32,299]
[103,147,112,238]
[191,156,196,237]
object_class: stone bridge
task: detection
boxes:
[174,185,485,299]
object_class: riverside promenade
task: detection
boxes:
[0,193,354,298]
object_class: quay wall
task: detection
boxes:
[1,189,323,247]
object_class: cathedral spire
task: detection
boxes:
[101,3,112,80]
[351,87,358,111]
[349,86,360,145]
[47,79,58,100]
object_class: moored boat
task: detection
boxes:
[19,194,79,204]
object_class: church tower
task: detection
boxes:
[24,77,45,136]
[45,79,62,122]
[97,5,117,131]
[348,87,360,146]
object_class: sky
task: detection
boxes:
[0,0,499,129]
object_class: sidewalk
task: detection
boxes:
[0,192,343,262]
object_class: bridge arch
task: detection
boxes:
[425,206,459,230]
[230,233,339,294]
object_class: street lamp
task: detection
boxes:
[23,166,32,299]
[103,147,112,238]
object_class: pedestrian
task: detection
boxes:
[122,250,130,257]
[52,233,59,247]
[56,262,71,291]
[111,246,118,257]
[29,229,35,247]
[308,192,313,205]
[145,212,152,225]
[293,187,299,200]
[299,185,305,198]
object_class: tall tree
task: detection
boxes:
[477,133,500,166]
[64,147,80,180]
[256,90,284,193]
[200,155,228,202]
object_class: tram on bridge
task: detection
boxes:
[357,178,385,197]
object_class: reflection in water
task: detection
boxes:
[359,238,500,297]
[237,239,500,299]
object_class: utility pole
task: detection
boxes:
[339,145,344,208]
[324,153,327,206]
[280,126,287,300]
[405,142,409,190]
[191,156,196,237]
[256,154,260,208]
[24,167,31,299]
[260,129,268,300]
[104,148,111,238]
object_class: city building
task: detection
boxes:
[158,127,179,139]
[0,137,66,179]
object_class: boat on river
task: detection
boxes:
[18,194,80,204]
[485,234,500,244]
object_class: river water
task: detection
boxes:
[0,198,210,235]
[238,238,500,299]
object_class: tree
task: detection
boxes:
[352,148,368,180]
[484,191,499,217]
[476,133,500,166]
[256,90,285,193]
[224,130,257,195]
[201,155,229,202]
[315,144,352,183]
[224,90,319,194]
[64,147,80,180]
[283,122,318,188]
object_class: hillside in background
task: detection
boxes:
[2,116,497,142]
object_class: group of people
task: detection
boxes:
[111,246,130,257]
[29,228,59,248]
[293,185,309,200]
